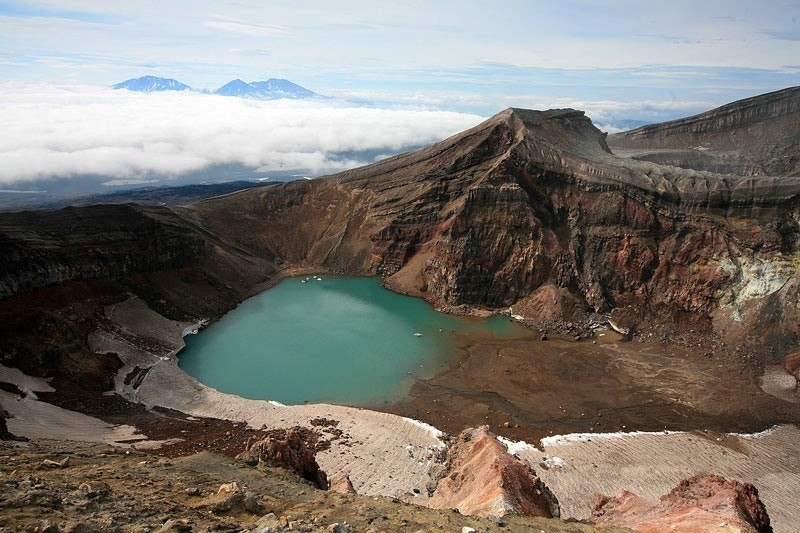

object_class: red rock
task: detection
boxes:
[329,473,357,495]
[427,426,559,518]
[237,427,328,489]
[591,474,772,533]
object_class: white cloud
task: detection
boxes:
[203,18,292,37]
[0,83,484,184]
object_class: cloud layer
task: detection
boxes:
[0,84,483,185]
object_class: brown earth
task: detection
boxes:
[383,334,800,445]
[608,86,800,176]
[1,439,621,533]
[592,474,772,533]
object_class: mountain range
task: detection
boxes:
[1,87,799,532]
[112,75,319,99]
[111,75,190,92]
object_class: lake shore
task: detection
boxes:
[382,332,800,444]
[4,292,800,530]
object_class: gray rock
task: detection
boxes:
[244,491,260,514]
[252,513,281,533]
[157,519,193,532]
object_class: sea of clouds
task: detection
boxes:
[0,83,484,186]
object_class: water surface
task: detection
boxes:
[179,277,530,405]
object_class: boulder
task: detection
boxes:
[329,473,357,495]
[592,474,772,533]
[427,426,559,518]
[237,427,328,489]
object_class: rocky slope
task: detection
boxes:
[1,102,799,392]
[2,439,616,533]
[1,94,799,531]
[592,474,772,533]
[608,86,800,176]
[427,426,559,518]
[182,105,800,361]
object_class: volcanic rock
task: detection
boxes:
[591,474,772,533]
[427,426,559,518]
[180,104,800,360]
[2,98,799,365]
[329,473,357,494]
[608,86,800,176]
[237,427,328,489]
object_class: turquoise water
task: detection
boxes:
[179,277,530,405]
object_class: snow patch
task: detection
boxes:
[403,416,445,444]
[541,429,681,447]
[182,319,208,337]
[733,425,780,439]
[0,363,54,398]
[497,435,541,454]
[542,456,567,469]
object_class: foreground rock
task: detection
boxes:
[427,426,559,518]
[591,474,772,533]
[0,439,619,533]
[237,427,329,489]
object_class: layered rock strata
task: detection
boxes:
[592,474,772,533]
[427,426,559,518]
[608,86,800,176]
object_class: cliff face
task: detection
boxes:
[0,204,202,300]
[608,87,800,176]
[184,106,800,360]
[2,100,799,363]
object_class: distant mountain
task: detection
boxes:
[215,78,318,99]
[111,76,318,100]
[112,76,191,92]
[249,79,317,99]
[214,79,260,97]
[0,181,278,212]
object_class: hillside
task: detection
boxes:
[608,86,800,176]
[1,97,800,531]
[185,106,800,359]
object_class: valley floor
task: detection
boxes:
[384,333,799,444]
[2,295,799,531]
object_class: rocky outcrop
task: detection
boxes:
[329,473,357,495]
[2,96,799,371]
[183,104,800,361]
[608,86,800,176]
[237,427,328,489]
[0,204,203,300]
[591,474,772,533]
[427,426,559,518]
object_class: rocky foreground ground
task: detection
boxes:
[1,93,799,532]
[0,439,618,533]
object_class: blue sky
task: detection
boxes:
[1,0,798,118]
[1,1,799,189]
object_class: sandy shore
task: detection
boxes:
[89,296,446,499]
[4,295,799,531]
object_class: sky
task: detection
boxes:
[1,0,799,189]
